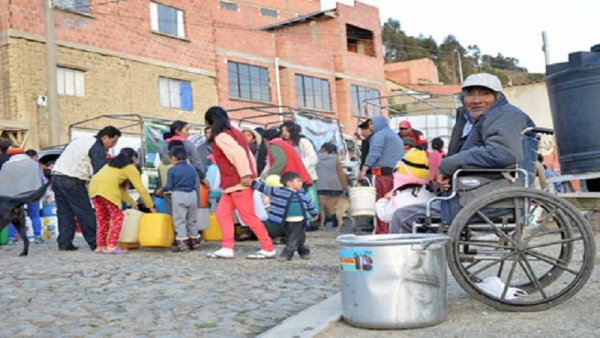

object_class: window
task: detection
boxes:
[54,0,89,13]
[57,67,84,97]
[295,74,331,111]
[150,2,185,38]
[346,24,375,57]
[260,8,278,17]
[351,85,380,116]
[219,1,239,11]
[390,114,457,151]
[228,62,270,102]
[159,77,193,111]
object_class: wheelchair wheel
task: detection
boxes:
[447,187,596,311]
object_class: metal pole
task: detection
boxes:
[45,0,60,146]
[542,31,550,65]
[455,50,464,84]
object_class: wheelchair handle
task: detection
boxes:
[521,127,554,136]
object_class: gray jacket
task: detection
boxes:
[315,153,344,191]
[439,94,535,176]
[364,115,404,169]
[159,139,205,179]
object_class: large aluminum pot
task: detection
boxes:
[337,234,449,329]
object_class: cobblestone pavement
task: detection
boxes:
[0,230,344,337]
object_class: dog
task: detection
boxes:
[0,182,50,256]
[318,193,356,232]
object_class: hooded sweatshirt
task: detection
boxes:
[364,115,404,170]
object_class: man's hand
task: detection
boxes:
[155,188,163,197]
[130,203,139,210]
[312,216,319,221]
[202,179,210,190]
[240,175,253,187]
[436,174,451,191]
[357,165,369,181]
[149,207,157,213]
[383,191,392,200]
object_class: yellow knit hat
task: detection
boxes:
[395,149,429,180]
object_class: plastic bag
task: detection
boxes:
[235,191,269,226]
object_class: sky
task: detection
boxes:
[321,0,600,73]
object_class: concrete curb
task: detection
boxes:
[257,292,342,338]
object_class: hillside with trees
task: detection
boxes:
[382,19,544,85]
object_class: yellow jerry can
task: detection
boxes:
[138,213,174,247]
[203,212,222,241]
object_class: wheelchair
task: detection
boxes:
[413,127,596,311]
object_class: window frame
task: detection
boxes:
[54,0,90,14]
[295,74,331,111]
[158,77,193,111]
[150,2,186,39]
[57,67,85,97]
[228,61,271,103]
[260,8,278,18]
[219,1,239,11]
[351,85,380,116]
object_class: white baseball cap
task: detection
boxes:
[462,73,503,92]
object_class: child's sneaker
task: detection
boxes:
[171,238,188,253]
[207,247,234,258]
[247,249,277,259]
[34,236,44,244]
[94,246,107,253]
[7,238,16,245]
[188,236,202,251]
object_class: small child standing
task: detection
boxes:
[156,146,201,252]
[252,171,319,261]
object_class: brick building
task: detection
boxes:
[0,0,385,148]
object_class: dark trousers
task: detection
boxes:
[52,175,97,249]
[281,220,309,258]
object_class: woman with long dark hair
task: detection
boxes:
[89,148,156,254]
[204,106,275,259]
[280,121,318,183]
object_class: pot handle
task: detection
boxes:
[411,238,448,251]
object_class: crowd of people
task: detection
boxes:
[0,72,563,260]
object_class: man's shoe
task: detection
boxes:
[277,255,292,261]
[207,247,234,258]
[59,244,79,251]
[34,236,44,244]
[300,254,311,260]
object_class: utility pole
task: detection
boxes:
[45,0,60,146]
[542,31,550,65]
[455,49,464,84]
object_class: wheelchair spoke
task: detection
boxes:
[518,257,548,299]
[501,257,519,300]
[476,211,517,246]
[525,227,567,240]
[458,240,512,249]
[524,247,569,265]
[467,251,517,278]
[524,250,579,275]
[526,236,583,250]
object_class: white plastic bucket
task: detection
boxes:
[349,178,376,217]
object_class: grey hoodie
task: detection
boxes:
[364,115,404,169]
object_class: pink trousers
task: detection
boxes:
[216,188,274,251]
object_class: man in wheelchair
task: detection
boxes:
[390,73,535,233]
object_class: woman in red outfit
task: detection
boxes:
[204,106,275,259]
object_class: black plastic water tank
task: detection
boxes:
[546,44,600,174]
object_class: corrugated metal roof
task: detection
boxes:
[259,8,336,31]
